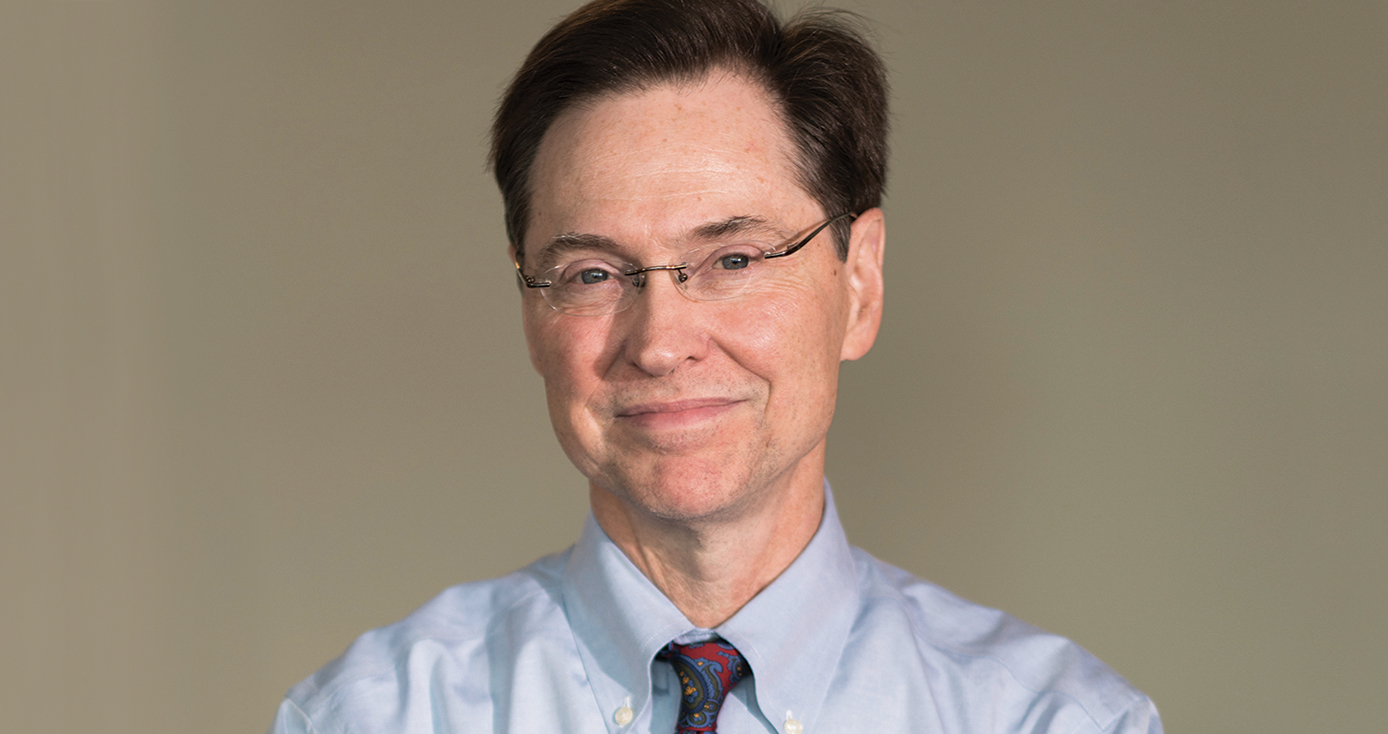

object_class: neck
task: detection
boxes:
[589,453,826,629]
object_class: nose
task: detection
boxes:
[619,268,707,377]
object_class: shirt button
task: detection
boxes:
[613,705,634,726]
[785,717,803,734]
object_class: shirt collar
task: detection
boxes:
[561,482,860,734]
[562,508,692,731]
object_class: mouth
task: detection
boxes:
[614,397,743,430]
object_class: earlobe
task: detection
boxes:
[840,208,885,362]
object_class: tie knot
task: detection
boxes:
[658,638,751,733]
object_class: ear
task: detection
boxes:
[839,207,885,362]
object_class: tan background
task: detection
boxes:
[3,1,1385,732]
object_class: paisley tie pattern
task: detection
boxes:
[658,638,751,733]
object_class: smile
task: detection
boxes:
[614,398,743,430]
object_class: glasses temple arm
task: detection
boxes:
[514,259,550,288]
[763,212,857,259]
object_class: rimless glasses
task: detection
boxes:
[514,212,855,317]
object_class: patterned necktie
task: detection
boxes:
[658,637,751,734]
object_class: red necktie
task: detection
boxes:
[658,638,751,733]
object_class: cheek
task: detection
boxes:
[525,308,607,395]
[709,292,794,369]
[737,278,848,361]
[716,286,845,394]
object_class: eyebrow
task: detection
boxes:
[532,215,782,267]
[534,233,619,268]
[690,215,777,241]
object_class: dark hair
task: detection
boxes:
[490,0,888,261]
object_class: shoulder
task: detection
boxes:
[282,549,572,728]
[847,548,1161,734]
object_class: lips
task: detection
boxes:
[616,397,740,417]
[614,397,743,431]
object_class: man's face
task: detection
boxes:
[519,72,883,523]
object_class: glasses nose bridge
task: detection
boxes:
[626,261,691,290]
[615,261,694,312]
[628,261,688,280]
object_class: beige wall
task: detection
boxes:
[3,1,1384,731]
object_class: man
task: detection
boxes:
[271,1,1162,732]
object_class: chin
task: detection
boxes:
[603,459,765,524]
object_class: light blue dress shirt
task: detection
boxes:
[270,486,1161,733]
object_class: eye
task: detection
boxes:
[579,268,610,285]
[554,259,624,287]
[703,245,764,272]
[717,253,751,270]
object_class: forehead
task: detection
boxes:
[525,73,812,257]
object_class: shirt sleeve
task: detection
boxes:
[1102,696,1163,734]
[268,698,316,734]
